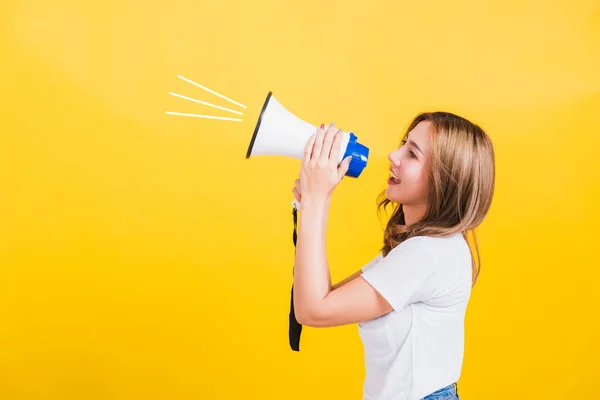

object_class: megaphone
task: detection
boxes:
[246,92,369,178]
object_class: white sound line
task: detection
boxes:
[166,111,243,122]
[169,92,243,115]
[177,75,247,109]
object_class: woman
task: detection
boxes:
[291,112,495,400]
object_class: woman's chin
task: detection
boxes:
[385,186,402,203]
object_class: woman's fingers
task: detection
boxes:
[292,178,302,202]
[302,134,316,165]
[319,123,337,165]
[292,187,301,202]
[311,124,326,162]
[329,129,344,167]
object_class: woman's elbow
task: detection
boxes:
[295,308,320,327]
[295,310,311,326]
[296,309,331,327]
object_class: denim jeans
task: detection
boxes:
[421,383,459,400]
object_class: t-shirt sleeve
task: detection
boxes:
[360,237,437,311]
[361,254,383,273]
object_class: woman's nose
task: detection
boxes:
[388,149,401,166]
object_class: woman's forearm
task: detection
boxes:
[293,197,331,321]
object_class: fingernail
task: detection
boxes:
[330,122,335,127]
[320,123,325,129]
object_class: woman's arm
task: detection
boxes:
[332,270,363,290]
[293,198,393,328]
[293,199,332,321]
[292,175,362,292]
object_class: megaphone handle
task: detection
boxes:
[289,205,302,351]
[292,199,301,211]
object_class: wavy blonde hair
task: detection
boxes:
[377,112,495,285]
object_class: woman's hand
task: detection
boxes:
[292,178,302,204]
[298,123,352,206]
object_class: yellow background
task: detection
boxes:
[1,0,599,398]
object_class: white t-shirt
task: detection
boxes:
[358,233,472,400]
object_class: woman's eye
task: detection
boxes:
[400,139,416,158]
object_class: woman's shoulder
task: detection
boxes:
[387,233,468,261]
[393,232,464,249]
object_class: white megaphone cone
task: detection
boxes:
[246,92,369,177]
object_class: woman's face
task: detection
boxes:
[386,120,432,206]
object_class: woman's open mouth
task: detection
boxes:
[388,169,401,185]
[388,177,400,185]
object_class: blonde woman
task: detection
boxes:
[291,113,495,400]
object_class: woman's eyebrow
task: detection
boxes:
[407,139,423,155]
